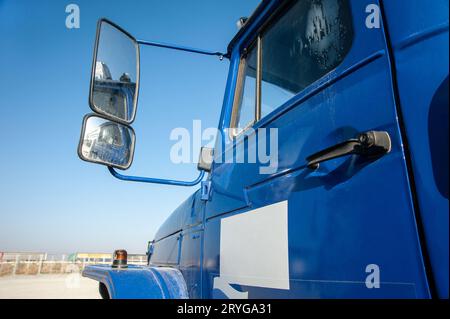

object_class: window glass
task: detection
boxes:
[235,46,257,131]
[261,0,353,117]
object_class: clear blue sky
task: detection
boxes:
[0,0,260,254]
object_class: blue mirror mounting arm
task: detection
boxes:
[108,166,205,187]
[137,39,229,60]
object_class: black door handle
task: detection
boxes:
[306,131,392,169]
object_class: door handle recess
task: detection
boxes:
[306,131,392,169]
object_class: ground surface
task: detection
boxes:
[0,274,100,299]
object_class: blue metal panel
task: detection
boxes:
[83,265,188,299]
[154,193,195,241]
[153,190,203,242]
[381,0,449,298]
[150,234,181,266]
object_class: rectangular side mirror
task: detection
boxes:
[89,19,140,124]
[78,114,135,170]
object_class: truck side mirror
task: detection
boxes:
[78,114,136,170]
[78,18,223,186]
[89,19,139,124]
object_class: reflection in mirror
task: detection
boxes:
[78,115,135,169]
[91,20,139,123]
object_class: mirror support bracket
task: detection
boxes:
[137,39,228,60]
[108,166,205,187]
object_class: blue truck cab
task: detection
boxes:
[78,0,449,299]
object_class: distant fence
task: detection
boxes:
[0,252,147,277]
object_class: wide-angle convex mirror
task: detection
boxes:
[78,115,135,169]
[89,19,139,124]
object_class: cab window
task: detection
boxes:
[231,0,353,134]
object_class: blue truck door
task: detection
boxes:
[203,0,431,298]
